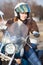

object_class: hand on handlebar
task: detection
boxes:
[15,59,21,64]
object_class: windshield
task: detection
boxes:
[7,22,28,38]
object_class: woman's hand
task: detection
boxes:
[15,59,21,64]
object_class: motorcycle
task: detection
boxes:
[0,35,43,65]
[0,35,28,65]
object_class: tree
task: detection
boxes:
[2,1,14,19]
[31,1,43,20]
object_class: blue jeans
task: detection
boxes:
[21,59,30,65]
[24,47,42,65]
[31,43,37,49]
[31,43,43,59]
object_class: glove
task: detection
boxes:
[32,31,40,37]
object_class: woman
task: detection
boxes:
[6,2,42,65]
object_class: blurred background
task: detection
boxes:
[0,0,43,20]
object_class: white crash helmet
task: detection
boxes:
[14,2,31,16]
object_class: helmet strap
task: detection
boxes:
[20,18,28,25]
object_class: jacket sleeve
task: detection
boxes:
[28,19,40,37]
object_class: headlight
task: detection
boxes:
[5,44,15,55]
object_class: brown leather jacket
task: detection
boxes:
[26,18,39,35]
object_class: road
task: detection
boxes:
[37,22,43,50]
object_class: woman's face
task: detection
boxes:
[19,13,27,20]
